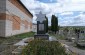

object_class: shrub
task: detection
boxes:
[22,40,68,55]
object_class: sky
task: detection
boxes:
[20,0,85,26]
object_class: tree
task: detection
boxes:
[43,16,48,33]
[48,26,51,31]
[45,16,48,33]
[51,15,58,34]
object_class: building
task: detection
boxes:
[32,23,37,32]
[0,0,33,37]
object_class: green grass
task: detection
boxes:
[0,32,35,44]
[11,31,35,39]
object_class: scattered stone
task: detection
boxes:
[14,37,34,46]
[49,36,57,41]
[12,46,24,55]
[24,37,34,43]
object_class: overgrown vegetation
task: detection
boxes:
[22,40,68,55]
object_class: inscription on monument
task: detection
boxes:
[39,24,44,31]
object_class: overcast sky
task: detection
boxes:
[20,0,85,26]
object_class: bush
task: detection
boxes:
[22,40,68,55]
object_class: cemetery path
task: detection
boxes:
[59,40,85,55]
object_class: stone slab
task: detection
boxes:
[34,34,49,40]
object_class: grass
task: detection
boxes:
[49,33,66,40]
[22,40,69,55]
[0,31,35,44]
[0,31,35,55]
[10,31,35,39]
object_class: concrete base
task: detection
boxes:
[34,34,49,40]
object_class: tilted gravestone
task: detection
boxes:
[34,12,49,40]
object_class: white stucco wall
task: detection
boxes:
[0,20,6,37]
[5,20,32,37]
[5,20,12,37]
[0,0,32,37]
[0,0,6,37]
[6,0,31,22]
[32,24,37,32]
[0,0,6,13]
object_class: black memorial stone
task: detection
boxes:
[37,21,45,34]
[34,21,49,40]
[34,12,49,40]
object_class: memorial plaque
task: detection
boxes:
[39,24,44,31]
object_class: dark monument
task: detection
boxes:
[34,12,49,40]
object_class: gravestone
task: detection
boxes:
[79,30,85,39]
[77,30,85,46]
[37,21,45,34]
[34,12,49,40]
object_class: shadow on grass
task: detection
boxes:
[75,44,85,50]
